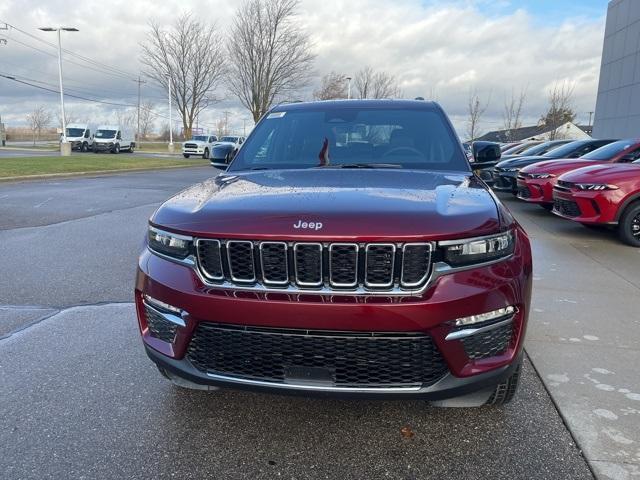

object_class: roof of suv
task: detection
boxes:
[270,99,439,112]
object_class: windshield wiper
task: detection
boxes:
[332,163,403,169]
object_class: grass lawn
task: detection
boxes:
[0,155,208,180]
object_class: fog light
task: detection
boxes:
[454,306,515,327]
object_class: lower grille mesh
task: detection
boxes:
[554,199,582,217]
[460,322,513,360]
[187,323,449,388]
[145,304,178,343]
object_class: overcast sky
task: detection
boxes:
[0,0,609,137]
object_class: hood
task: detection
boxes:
[521,159,602,175]
[151,169,501,240]
[559,163,640,186]
[496,155,549,170]
[184,140,207,146]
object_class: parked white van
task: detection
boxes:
[93,125,136,153]
[65,123,97,152]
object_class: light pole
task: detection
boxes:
[167,75,174,151]
[346,76,352,100]
[39,27,78,155]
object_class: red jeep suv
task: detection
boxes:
[135,100,533,406]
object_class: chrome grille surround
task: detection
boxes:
[193,239,434,294]
[364,243,396,288]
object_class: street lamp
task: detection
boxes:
[39,27,78,155]
[167,74,174,151]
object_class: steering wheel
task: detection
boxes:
[383,146,422,157]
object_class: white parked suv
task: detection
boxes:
[182,135,218,159]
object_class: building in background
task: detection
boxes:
[476,122,592,143]
[593,0,640,138]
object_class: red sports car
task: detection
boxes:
[517,139,640,209]
[553,160,640,246]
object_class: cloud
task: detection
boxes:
[0,0,606,137]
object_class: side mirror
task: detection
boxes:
[472,141,501,165]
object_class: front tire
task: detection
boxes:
[485,360,522,406]
[81,142,88,152]
[183,154,190,158]
[113,143,121,154]
[203,148,209,160]
[618,201,640,247]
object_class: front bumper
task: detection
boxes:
[552,188,621,224]
[93,142,114,151]
[183,148,205,155]
[135,228,532,398]
[517,178,555,204]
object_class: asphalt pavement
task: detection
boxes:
[2,167,636,479]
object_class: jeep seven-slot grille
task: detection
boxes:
[196,239,433,292]
[186,323,449,388]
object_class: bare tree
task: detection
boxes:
[502,87,527,142]
[114,109,136,128]
[466,88,490,142]
[216,118,229,138]
[354,66,402,99]
[141,13,226,139]
[541,81,576,140]
[313,72,348,100]
[138,101,156,139]
[227,0,315,122]
[56,108,77,131]
[26,106,52,146]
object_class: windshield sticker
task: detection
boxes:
[267,112,286,119]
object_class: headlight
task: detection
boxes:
[575,183,618,191]
[529,173,555,179]
[440,230,515,267]
[148,226,192,259]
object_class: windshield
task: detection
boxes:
[191,136,208,142]
[580,140,635,161]
[95,130,116,139]
[543,141,587,159]
[229,107,468,172]
[221,136,238,142]
[66,128,85,137]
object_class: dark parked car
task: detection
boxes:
[553,160,640,246]
[499,139,572,162]
[136,99,532,407]
[210,143,237,168]
[492,139,617,193]
[501,141,543,156]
